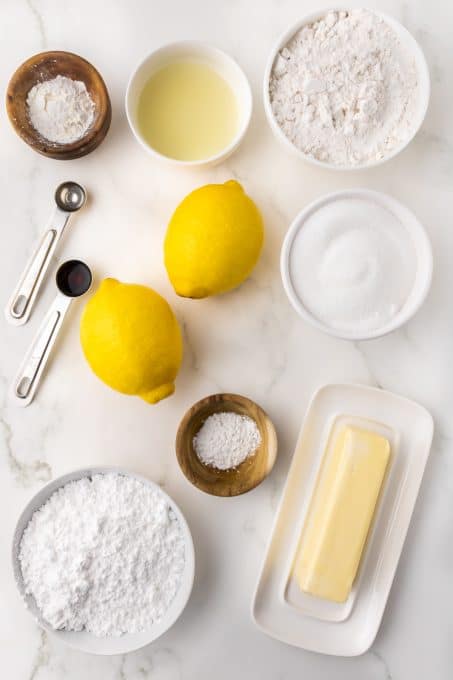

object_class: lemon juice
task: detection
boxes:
[137,60,238,161]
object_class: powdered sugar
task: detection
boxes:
[193,412,261,470]
[27,75,95,144]
[269,9,420,166]
[18,473,185,637]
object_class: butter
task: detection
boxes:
[294,426,390,603]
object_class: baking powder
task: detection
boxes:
[269,9,420,166]
[193,412,261,470]
[19,473,185,637]
[26,75,95,144]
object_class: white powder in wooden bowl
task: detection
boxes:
[26,75,95,144]
[193,411,261,470]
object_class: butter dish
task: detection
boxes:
[252,384,433,656]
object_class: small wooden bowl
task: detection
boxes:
[6,51,112,160]
[176,393,278,497]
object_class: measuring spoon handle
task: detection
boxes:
[11,294,72,407]
[5,208,70,326]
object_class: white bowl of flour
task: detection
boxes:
[281,189,432,340]
[12,467,195,655]
[264,8,430,169]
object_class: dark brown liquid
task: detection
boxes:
[56,260,92,297]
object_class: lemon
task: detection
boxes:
[164,180,264,298]
[80,279,183,404]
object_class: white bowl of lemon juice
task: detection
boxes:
[126,41,252,167]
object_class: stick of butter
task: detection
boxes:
[294,426,390,603]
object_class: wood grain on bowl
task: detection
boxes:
[6,51,111,160]
[176,393,278,497]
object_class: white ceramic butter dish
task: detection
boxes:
[252,383,433,656]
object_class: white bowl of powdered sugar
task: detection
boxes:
[12,467,195,655]
[264,8,430,169]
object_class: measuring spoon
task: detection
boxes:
[5,181,87,326]
[12,260,92,407]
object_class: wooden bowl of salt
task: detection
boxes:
[6,50,111,160]
[176,393,278,497]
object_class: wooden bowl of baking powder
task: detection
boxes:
[6,50,111,159]
[176,393,278,497]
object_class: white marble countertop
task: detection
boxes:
[1,0,452,678]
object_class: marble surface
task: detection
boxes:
[1,0,452,678]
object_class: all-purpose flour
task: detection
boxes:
[269,9,420,166]
[18,474,185,637]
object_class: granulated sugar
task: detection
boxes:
[193,411,261,470]
[18,473,185,637]
[288,196,416,334]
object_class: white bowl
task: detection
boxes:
[280,189,433,341]
[126,41,252,167]
[12,467,195,655]
[263,8,431,170]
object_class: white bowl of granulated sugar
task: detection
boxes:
[12,467,195,655]
[264,8,430,170]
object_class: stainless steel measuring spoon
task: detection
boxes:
[12,260,92,407]
[5,181,87,326]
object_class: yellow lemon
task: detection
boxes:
[164,180,264,298]
[80,279,183,404]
